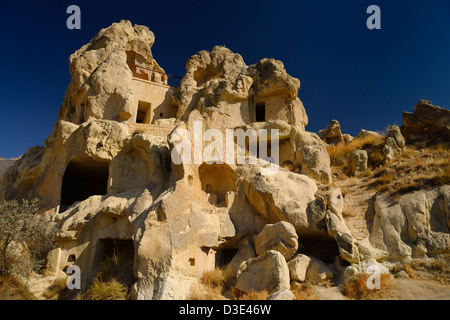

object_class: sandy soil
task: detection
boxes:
[314,278,450,300]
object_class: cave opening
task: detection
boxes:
[255,101,266,122]
[93,238,135,286]
[299,238,341,264]
[198,163,237,206]
[215,248,239,269]
[59,158,109,212]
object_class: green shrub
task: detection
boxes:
[0,199,57,278]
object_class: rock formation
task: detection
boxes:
[0,21,449,300]
[318,120,344,145]
[401,100,450,147]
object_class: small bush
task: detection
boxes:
[430,260,448,273]
[368,148,386,168]
[201,268,226,290]
[231,287,269,300]
[0,275,35,300]
[81,241,131,300]
[42,277,68,300]
[188,268,227,300]
[0,199,57,278]
[402,262,416,279]
[292,282,317,300]
[327,134,386,169]
[374,170,395,192]
[83,275,129,300]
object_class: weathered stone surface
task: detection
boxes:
[178,46,307,131]
[267,289,295,300]
[383,125,405,161]
[242,167,330,238]
[6,19,434,301]
[58,20,165,124]
[401,100,450,146]
[225,237,256,281]
[294,130,332,184]
[318,120,344,145]
[348,150,368,176]
[0,159,16,182]
[369,188,450,260]
[355,129,382,141]
[255,221,299,260]
[0,146,44,201]
[305,256,334,284]
[236,250,290,294]
[287,254,311,282]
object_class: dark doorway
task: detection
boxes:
[299,238,340,263]
[255,101,266,122]
[136,101,151,124]
[215,248,239,269]
[93,238,135,286]
[59,158,109,212]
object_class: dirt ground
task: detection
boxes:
[314,278,450,300]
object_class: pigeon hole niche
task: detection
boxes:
[59,157,110,212]
[198,163,237,207]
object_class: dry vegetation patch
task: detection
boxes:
[291,282,318,300]
[188,268,228,300]
[0,275,36,300]
[231,287,269,300]
[327,134,386,169]
[370,144,450,197]
[407,255,450,284]
[341,273,394,300]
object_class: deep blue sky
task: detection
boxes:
[1,0,449,158]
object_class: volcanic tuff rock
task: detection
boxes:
[401,99,450,146]
[0,20,449,300]
[318,120,344,145]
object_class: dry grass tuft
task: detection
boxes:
[188,268,227,300]
[342,273,394,300]
[0,275,36,300]
[327,134,386,169]
[292,282,318,300]
[402,262,416,279]
[407,256,449,284]
[82,275,129,300]
[42,277,68,300]
[231,287,269,300]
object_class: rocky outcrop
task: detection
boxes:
[348,150,368,176]
[177,46,308,131]
[383,125,405,161]
[3,20,448,301]
[0,159,16,182]
[401,100,450,146]
[0,146,45,201]
[287,254,311,282]
[318,120,344,145]
[255,222,298,260]
[58,20,167,124]
[355,129,382,141]
[235,250,290,294]
[369,186,450,260]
